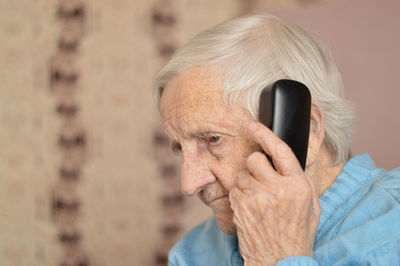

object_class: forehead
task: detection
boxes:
[161,67,224,112]
[159,66,244,134]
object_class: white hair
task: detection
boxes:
[154,13,354,164]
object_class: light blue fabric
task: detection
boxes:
[168,154,400,266]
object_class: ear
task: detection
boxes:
[306,104,325,167]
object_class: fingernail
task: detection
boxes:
[248,122,258,131]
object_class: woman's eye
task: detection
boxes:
[208,136,221,143]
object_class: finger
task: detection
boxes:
[228,187,243,210]
[248,122,303,176]
[245,151,277,181]
[236,170,259,191]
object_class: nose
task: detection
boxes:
[180,150,216,195]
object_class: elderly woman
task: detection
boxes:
[154,13,400,266]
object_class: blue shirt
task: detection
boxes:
[168,154,400,265]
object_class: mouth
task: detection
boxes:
[199,183,230,206]
[207,195,228,205]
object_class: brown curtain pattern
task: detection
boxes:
[151,1,184,265]
[50,0,90,265]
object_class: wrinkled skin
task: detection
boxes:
[229,123,321,265]
[160,66,343,265]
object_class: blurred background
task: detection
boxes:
[0,0,398,265]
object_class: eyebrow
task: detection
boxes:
[169,129,222,154]
[187,129,218,139]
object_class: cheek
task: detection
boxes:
[210,138,257,191]
[197,141,209,154]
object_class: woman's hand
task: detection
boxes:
[229,122,321,266]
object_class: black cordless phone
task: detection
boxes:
[258,79,311,170]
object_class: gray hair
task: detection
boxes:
[154,13,354,164]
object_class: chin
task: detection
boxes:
[215,211,236,234]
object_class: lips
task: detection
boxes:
[204,194,228,205]
[200,182,229,205]
[211,195,228,203]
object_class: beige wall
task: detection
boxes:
[0,0,397,265]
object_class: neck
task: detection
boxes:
[306,145,346,197]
